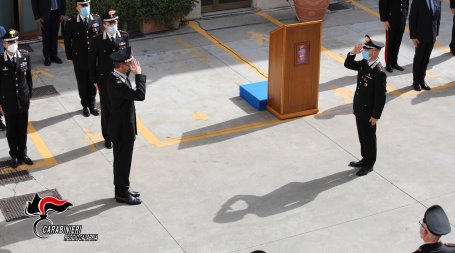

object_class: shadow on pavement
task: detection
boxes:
[213,169,357,223]
[0,198,117,248]
[411,81,455,105]
[30,110,81,131]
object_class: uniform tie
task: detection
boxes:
[111,37,115,44]
[12,57,16,65]
[84,18,88,28]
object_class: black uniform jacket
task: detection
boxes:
[88,31,129,84]
[107,71,146,142]
[451,0,455,8]
[344,53,387,119]
[0,50,33,114]
[31,0,66,21]
[413,242,455,253]
[379,0,409,24]
[64,14,102,66]
[409,0,441,43]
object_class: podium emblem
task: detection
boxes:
[295,43,310,65]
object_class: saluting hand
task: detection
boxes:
[351,44,363,55]
[130,59,141,75]
[369,117,378,126]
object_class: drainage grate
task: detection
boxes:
[328,2,351,11]
[0,189,62,222]
[0,159,11,169]
[31,85,59,100]
[0,167,33,186]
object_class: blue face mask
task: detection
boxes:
[362,50,371,61]
[80,7,90,17]
[107,25,117,35]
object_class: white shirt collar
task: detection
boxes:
[368,58,379,69]
[103,31,121,40]
[113,69,127,81]
[4,50,21,62]
[77,14,93,22]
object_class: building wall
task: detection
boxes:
[185,0,292,20]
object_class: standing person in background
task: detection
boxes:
[108,47,146,205]
[379,0,409,73]
[0,30,34,168]
[450,0,455,56]
[31,0,66,66]
[64,0,101,117]
[89,9,129,149]
[0,25,6,131]
[409,0,441,91]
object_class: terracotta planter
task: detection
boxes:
[140,19,180,34]
[294,0,329,22]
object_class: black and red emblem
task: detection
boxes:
[24,193,73,238]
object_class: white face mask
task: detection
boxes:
[7,43,18,53]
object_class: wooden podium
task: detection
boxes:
[267,21,322,119]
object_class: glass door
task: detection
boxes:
[202,0,252,13]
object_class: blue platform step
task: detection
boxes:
[239,81,268,111]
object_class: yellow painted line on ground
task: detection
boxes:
[137,118,162,147]
[157,119,286,147]
[82,128,103,152]
[25,122,58,169]
[171,35,208,62]
[192,111,209,121]
[187,21,268,79]
[331,84,354,103]
[58,39,65,49]
[249,31,269,46]
[348,0,450,53]
[32,68,55,80]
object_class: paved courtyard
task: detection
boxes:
[1,0,455,252]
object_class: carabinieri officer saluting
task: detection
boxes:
[89,9,129,149]
[108,47,146,205]
[344,35,387,177]
[64,0,101,117]
[0,29,34,168]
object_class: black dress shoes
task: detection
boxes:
[104,140,113,149]
[391,64,404,71]
[10,158,20,168]
[115,194,142,205]
[349,160,364,168]
[50,56,63,64]
[21,155,34,165]
[44,58,51,66]
[412,82,422,91]
[385,65,393,73]
[89,107,99,116]
[420,81,431,91]
[82,107,90,117]
[128,190,140,198]
[356,166,373,176]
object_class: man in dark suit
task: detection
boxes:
[0,30,34,168]
[64,0,101,117]
[450,0,455,55]
[344,35,387,177]
[108,47,146,205]
[379,0,409,73]
[31,0,66,66]
[409,0,441,91]
[413,205,455,253]
[0,25,5,131]
[89,9,129,149]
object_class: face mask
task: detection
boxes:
[107,25,117,35]
[362,50,371,61]
[80,7,90,17]
[7,43,18,53]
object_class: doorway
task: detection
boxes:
[201,0,252,13]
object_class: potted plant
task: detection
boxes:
[139,0,198,34]
[293,0,329,22]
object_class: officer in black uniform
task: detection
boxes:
[414,205,455,253]
[108,47,146,205]
[64,0,101,117]
[89,9,129,149]
[344,35,387,177]
[409,0,441,91]
[379,0,409,73]
[0,30,34,168]
[450,0,455,55]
